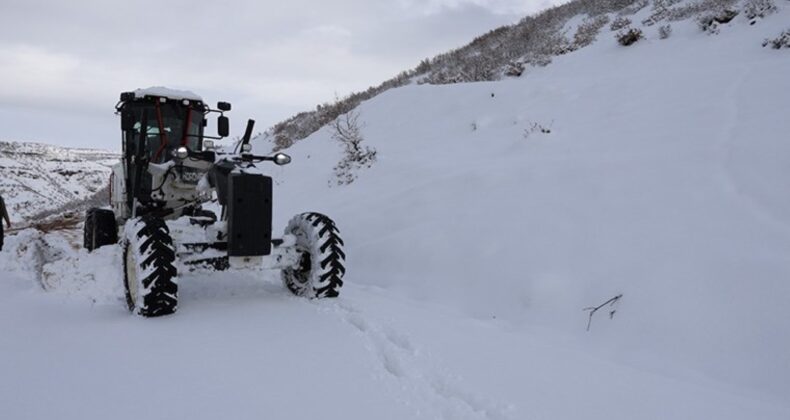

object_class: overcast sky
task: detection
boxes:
[0,0,555,150]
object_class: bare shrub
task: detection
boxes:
[523,121,553,139]
[273,133,293,151]
[330,110,377,186]
[659,24,673,39]
[762,29,790,49]
[616,28,644,45]
[554,43,578,56]
[743,0,777,24]
[583,294,623,331]
[610,16,632,31]
[573,15,610,48]
[524,53,553,67]
[643,0,736,26]
[618,0,649,15]
[504,60,526,77]
[698,9,738,34]
[641,0,681,25]
[543,34,577,56]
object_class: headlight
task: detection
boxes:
[175,146,189,159]
[274,153,292,165]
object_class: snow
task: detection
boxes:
[2,4,790,420]
[132,86,204,102]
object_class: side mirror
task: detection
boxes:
[273,153,291,166]
[218,115,229,137]
[217,102,232,111]
[120,92,135,102]
[121,111,135,131]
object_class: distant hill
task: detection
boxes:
[0,141,119,222]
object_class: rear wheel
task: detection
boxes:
[123,217,178,317]
[282,212,345,298]
[83,208,118,251]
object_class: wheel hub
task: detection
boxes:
[125,244,139,310]
[297,250,311,274]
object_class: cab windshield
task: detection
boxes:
[127,101,203,163]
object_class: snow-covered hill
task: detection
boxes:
[266,7,790,408]
[1,2,789,420]
[266,0,788,150]
[0,141,118,222]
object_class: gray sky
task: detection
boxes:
[0,0,554,150]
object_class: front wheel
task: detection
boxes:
[123,217,178,317]
[282,212,345,298]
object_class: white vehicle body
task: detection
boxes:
[110,151,214,222]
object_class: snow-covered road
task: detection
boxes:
[1,227,788,420]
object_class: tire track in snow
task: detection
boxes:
[334,301,514,420]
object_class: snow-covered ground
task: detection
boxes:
[2,4,790,419]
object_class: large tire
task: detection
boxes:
[123,217,178,317]
[84,208,118,251]
[282,212,345,298]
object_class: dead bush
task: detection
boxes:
[523,121,553,139]
[505,61,525,77]
[743,0,777,25]
[762,29,790,49]
[573,15,610,48]
[698,9,738,34]
[618,0,650,16]
[610,16,632,31]
[330,110,377,186]
[616,28,644,46]
[659,24,673,39]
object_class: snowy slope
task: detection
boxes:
[267,4,790,412]
[1,3,790,420]
[0,141,117,222]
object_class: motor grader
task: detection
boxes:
[84,87,345,317]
